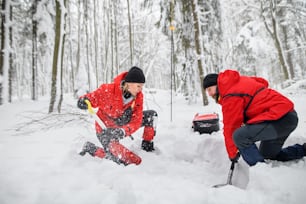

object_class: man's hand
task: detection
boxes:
[230,152,240,163]
[77,97,89,110]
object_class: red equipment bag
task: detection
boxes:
[192,113,220,134]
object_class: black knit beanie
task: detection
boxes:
[203,73,218,89]
[125,66,146,83]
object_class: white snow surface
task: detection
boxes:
[0,87,306,204]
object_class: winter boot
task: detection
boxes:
[79,141,105,158]
[141,140,155,152]
[274,144,305,161]
[303,143,306,156]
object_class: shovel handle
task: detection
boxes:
[84,99,106,129]
[85,99,94,114]
[227,161,236,185]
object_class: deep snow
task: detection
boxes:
[0,84,306,204]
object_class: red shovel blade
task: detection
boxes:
[109,141,142,165]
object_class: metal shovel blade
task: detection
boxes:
[212,183,231,188]
[212,161,235,188]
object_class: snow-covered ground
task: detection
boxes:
[0,84,306,204]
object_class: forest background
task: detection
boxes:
[0,0,306,110]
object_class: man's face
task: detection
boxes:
[206,85,217,100]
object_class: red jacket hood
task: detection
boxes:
[218,70,269,96]
[218,70,240,96]
[113,72,128,85]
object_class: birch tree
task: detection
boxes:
[0,0,12,105]
[57,0,66,113]
[260,0,290,80]
[31,0,38,101]
[127,0,133,66]
[277,0,306,79]
[176,0,198,103]
[0,0,4,105]
[49,0,65,113]
[191,0,207,105]
[7,1,13,103]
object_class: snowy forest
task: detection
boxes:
[0,0,306,110]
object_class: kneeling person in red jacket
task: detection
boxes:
[77,66,157,165]
[203,69,306,166]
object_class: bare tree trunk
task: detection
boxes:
[261,0,290,80]
[180,0,197,103]
[277,3,295,79]
[74,0,82,97]
[0,0,5,105]
[66,0,75,96]
[84,0,91,91]
[8,3,13,103]
[49,0,61,113]
[31,0,38,101]
[114,0,119,74]
[127,0,133,66]
[0,0,12,105]
[93,0,99,88]
[103,0,110,82]
[191,0,208,106]
[281,26,294,79]
[57,0,67,113]
[272,20,290,80]
[110,0,114,78]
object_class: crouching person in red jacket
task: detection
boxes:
[203,69,306,166]
[77,66,157,165]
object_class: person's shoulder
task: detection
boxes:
[218,69,240,90]
[114,72,128,83]
[97,83,115,92]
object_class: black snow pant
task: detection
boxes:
[233,110,305,166]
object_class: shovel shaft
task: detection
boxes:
[84,99,106,129]
[226,161,235,185]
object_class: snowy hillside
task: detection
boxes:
[0,84,306,204]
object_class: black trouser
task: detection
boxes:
[141,110,158,126]
[233,110,304,165]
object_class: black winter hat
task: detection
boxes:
[203,73,218,89]
[125,66,146,83]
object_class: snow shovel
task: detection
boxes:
[84,99,142,165]
[213,161,235,188]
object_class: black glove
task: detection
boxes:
[97,128,125,149]
[114,107,132,126]
[141,140,155,152]
[230,152,240,163]
[77,97,89,110]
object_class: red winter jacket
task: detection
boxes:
[217,70,294,159]
[81,72,143,136]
